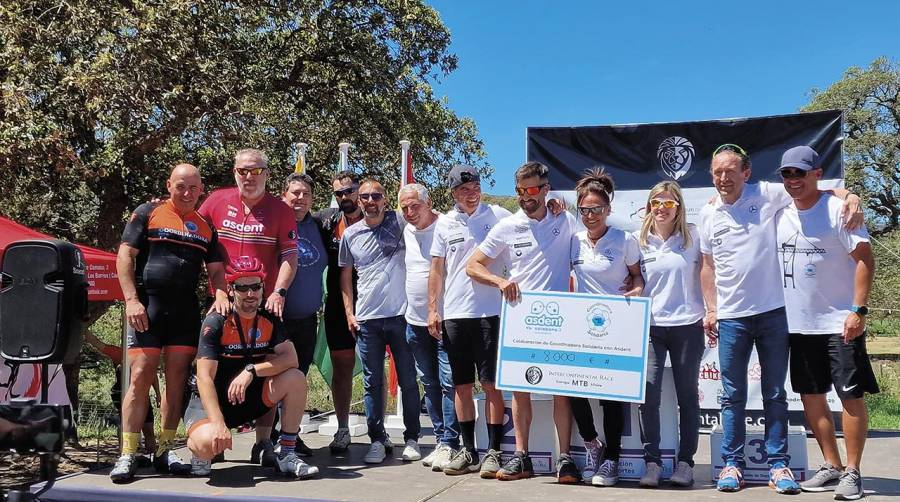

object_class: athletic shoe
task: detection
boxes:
[801,463,842,492]
[190,456,211,477]
[153,449,191,475]
[135,454,152,468]
[422,446,439,467]
[401,439,421,461]
[496,452,534,481]
[834,468,863,501]
[294,438,313,457]
[364,441,387,464]
[669,461,695,487]
[769,462,801,494]
[556,453,580,484]
[275,450,319,479]
[581,438,604,482]
[479,449,502,479]
[717,463,745,492]
[329,427,351,453]
[592,459,619,486]
[639,461,662,488]
[110,454,137,483]
[433,445,456,471]
[383,437,394,453]
[251,439,277,467]
[443,448,480,475]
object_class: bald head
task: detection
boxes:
[167,163,204,211]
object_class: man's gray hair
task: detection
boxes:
[234,148,268,167]
[398,183,430,202]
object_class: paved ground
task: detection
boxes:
[32,427,900,501]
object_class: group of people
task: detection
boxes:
[105,145,878,501]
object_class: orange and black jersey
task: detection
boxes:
[122,200,222,294]
[197,310,286,378]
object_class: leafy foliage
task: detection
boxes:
[0,0,488,248]
[802,57,900,233]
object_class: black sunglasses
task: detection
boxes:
[333,187,356,198]
[359,192,385,201]
[233,283,263,292]
[578,205,608,215]
[713,143,750,159]
[779,168,809,180]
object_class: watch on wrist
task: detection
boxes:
[850,305,869,316]
[275,287,287,298]
[244,363,257,376]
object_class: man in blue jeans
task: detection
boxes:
[338,178,421,464]
[398,183,460,471]
[699,144,862,494]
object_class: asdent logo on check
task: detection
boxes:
[524,301,564,329]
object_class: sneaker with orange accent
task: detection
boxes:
[769,462,801,494]
[717,463,745,492]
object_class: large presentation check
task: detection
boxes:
[496,290,651,402]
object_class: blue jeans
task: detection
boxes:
[639,321,704,466]
[356,315,421,443]
[406,324,460,448]
[717,307,790,468]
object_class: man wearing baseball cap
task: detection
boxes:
[775,146,878,500]
[428,165,512,477]
[184,257,317,479]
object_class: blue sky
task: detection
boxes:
[427,0,900,195]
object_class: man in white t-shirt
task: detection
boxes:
[467,161,577,482]
[774,146,878,501]
[428,164,512,478]
[338,179,421,464]
[399,183,460,472]
[699,144,862,495]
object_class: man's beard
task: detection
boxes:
[340,198,357,214]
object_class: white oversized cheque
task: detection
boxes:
[496,290,651,402]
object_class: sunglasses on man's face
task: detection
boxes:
[358,192,385,202]
[712,143,750,159]
[235,167,267,176]
[233,283,263,292]
[779,168,809,180]
[515,183,548,197]
[649,199,680,209]
[333,187,356,198]
[578,205,608,216]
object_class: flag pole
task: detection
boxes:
[294,142,308,174]
[399,140,410,186]
[338,142,351,172]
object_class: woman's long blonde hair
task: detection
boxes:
[639,181,691,249]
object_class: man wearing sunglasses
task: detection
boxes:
[198,148,299,466]
[774,146,877,501]
[184,258,318,479]
[467,162,577,482]
[111,163,229,482]
[698,144,863,494]
[311,170,364,453]
[338,179,421,464]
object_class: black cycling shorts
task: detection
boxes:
[442,316,500,386]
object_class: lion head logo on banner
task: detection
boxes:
[657,136,695,180]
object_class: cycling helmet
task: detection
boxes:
[225,256,266,283]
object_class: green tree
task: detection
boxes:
[802,56,899,234]
[0,0,488,249]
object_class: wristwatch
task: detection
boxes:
[850,305,869,316]
[275,287,288,298]
[244,363,257,376]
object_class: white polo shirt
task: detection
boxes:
[431,203,511,320]
[775,193,869,334]
[638,225,705,327]
[698,181,792,319]
[570,227,640,295]
[403,215,440,326]
[479,209,575,292]
[337,211,407,321]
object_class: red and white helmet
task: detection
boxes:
[225,256,266,283]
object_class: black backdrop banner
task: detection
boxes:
[526,110,843,190]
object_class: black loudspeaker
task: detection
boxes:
[0,239,88,363]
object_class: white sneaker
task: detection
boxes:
[364,441,387,464]
[275,450,319,479]
[422,447,439,467]
[190,456,211,477]
[431,444,456,471]
[401,440,421,462]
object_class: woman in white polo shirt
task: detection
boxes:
[634,181,705,488]
[569,168,644,487]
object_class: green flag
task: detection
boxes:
[312,267,362,385]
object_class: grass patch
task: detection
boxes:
[867,360,900,430]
